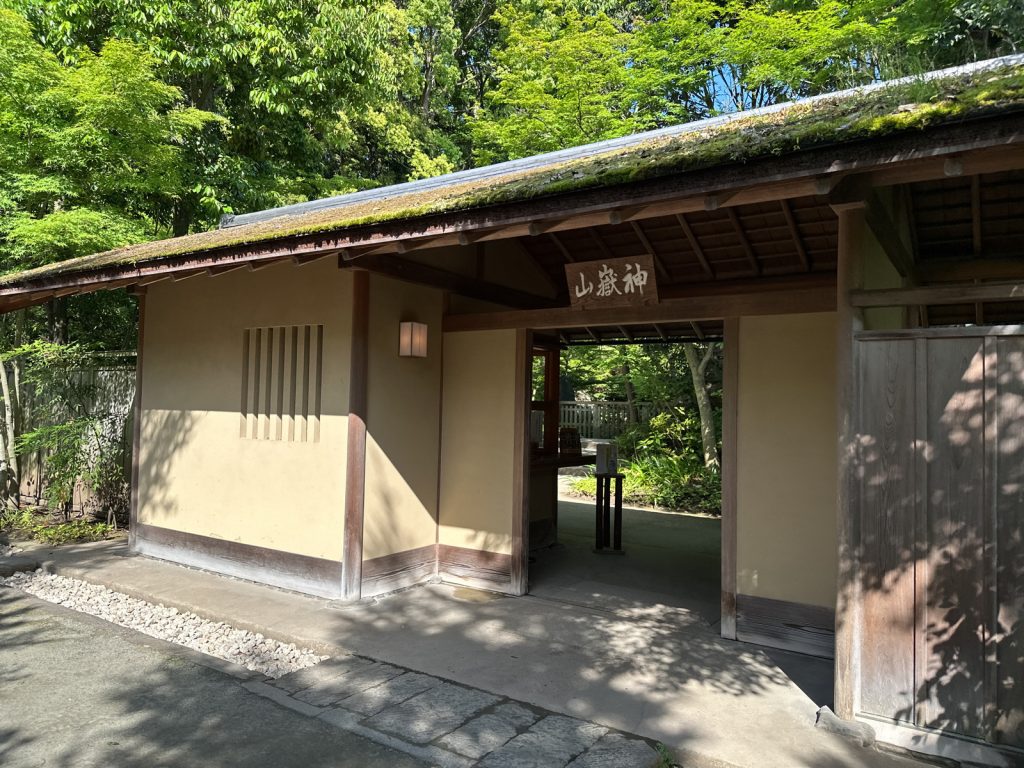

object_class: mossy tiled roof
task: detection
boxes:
[3,56,1024,288]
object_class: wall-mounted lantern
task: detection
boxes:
[398,321,428,358]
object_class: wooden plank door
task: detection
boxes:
[854,329,1024,749]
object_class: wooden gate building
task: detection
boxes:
[2,56,1023,764]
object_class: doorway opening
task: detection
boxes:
[523,324,723,627]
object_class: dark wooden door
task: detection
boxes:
[854,329,1024,749]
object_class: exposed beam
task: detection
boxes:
[971,175,983,256]
[676,214,714,279]
[171,269,206,282]
[851,280,1024,307]
[444,283,836,332]
[779,199,811,271]
[352,253,558,310]
[585,326,601,342]
[727,208,761,276]
[653,324,668,341]
[589,229,614,258]
[919,256,1024,282]
[208,263,250,276]
[247,259,284,272]
[662,272,835,300]
[458,230,490,246]
[690,321,705,341]
[618,325,634,341]
[395,234,450,252]
[971,176,984,322]
[512,239,561,296]
[629,221,671,282]
[863,194,919,282]
[548,232,575,263]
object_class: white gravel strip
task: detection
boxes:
[2,569,327,678]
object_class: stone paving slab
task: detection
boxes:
[294,661,405,707]
[337,671,442,716]
[272,654,376,694]
[438,701,540,759]
[566,733,660,768]
[255,652,662,768]
[477,715,608,768]
[363,682,500,744]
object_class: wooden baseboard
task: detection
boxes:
[437,544,512,593]
[860,714,1023,768]
[132,522,343,599]
[736,594,835,659]
[361,544,436,598]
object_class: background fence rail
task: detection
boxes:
[559,401,659,439]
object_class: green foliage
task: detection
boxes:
[472,3,642,161]
[0,505,113,544]
[8,341,130,523]
[572,454,721,515]
[32,518,113,545]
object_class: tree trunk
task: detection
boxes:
[620,359,638,424]
[683,342,719,471]
[0,354,20,506]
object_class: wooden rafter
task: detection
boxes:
[653,324,668,341]
[727,208,761,276]
[585,326,601,342]
[348,253,558,310]
[676,214,715,279]
[779,199,811,271]
[548,232,575,263]
[629,221,671,282]
[618,325,634,341]
[589,229,614,258]
[864,194,919,283]
[513,239,561,296]
[971,176,984,321]
[971,175,983,256]
[690,321,705,341]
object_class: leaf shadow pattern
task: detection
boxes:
[844,335,1024,756]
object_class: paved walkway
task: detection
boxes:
[0,590,430,768]
[4,540,929,768]
[250,655,658,767]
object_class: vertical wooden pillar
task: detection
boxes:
[128,289,147,552]
[510,328,532,596]
[720,317,739,640]
[833,203,866,720]
[342,270,370,600]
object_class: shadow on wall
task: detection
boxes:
[842,336,1024,751]
[134,409,197,525]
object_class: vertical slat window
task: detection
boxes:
[241,324,323,442]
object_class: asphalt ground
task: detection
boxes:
[0,588,430,768]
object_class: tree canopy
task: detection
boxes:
[0,0,1020,347]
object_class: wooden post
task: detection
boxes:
[510,328,532,596]
[833,202,866,720]
[720,317,739,640]
[342,271,370,600]
[128,289,146,552]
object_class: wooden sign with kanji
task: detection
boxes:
[564,254,659,309]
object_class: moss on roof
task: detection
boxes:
[4,62,1024,288]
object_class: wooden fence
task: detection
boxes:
[17,363,136,512]
[559,401,659,439]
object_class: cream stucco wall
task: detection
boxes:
[138,259,351,561]
[736,312,838,608]
[438,329,518,554]
[362,275,444,561]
